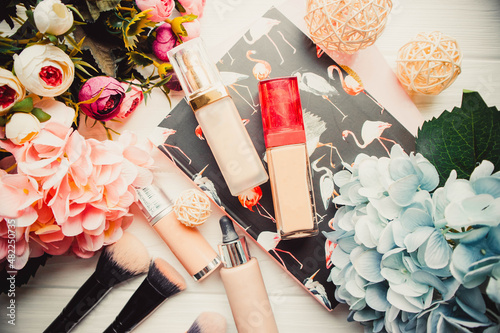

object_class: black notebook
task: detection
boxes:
[158,7,415,311]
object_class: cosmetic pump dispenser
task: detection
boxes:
[167,38,268,196]
[218,216,279,333]
[135,184,221,281]
[258,77,318,240]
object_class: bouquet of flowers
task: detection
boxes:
[325,91,500,332]
[0,0,205,275]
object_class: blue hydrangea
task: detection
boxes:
[325,147,500,332]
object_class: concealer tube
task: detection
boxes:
[218,216,279,333]
[135,184,221,281]
[167,38,268,196]
[258,77,318,240]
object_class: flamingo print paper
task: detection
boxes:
[158,7,415,311]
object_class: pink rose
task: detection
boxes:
[178,0,206,18]
[78,76,125,121]
[136,0,174,22]
[152,23,177,61]
[180,19,201,42]
[116,81,144,118]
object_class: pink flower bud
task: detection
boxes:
[78,76,125,121]
[116,81,144,118]
[152,23,178,61]
[136,0,174,22]
[178,0,206,18]
[180,19,201,42]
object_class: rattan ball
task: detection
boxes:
[173,189,212,227]
[304,0,392,54]
[396,31,462,95]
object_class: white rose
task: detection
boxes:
[34,0,74,36]
[0,68,26,116]
[34,98,75,128]
[13,44,75,97]
[6,113,41,145]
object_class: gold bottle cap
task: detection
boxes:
[167,38,229,111]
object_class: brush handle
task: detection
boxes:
[44,273,111,333]
[102,279,166,333]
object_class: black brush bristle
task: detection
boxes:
[147,259,186,297]
[94,233,150,287]
[102,258,187,333]
[187,312,227,333]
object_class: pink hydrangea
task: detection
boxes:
[78,76,125,121]
[152,23,177,61]
[116,81,144,118]
[136,0,174,22]
[178,0,206,18]
[0,126,154,268]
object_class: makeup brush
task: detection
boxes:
[44,232,150,333]
[186,312,227,333]
[103,257,187,333]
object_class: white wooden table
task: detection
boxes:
[3,0,500,332]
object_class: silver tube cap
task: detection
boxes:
[218,236,251,268]
[135,184,173,225]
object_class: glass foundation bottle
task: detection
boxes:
[167,38,268,196]
[218,216,279,333]
[258,77,318,240]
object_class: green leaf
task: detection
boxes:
[11,97,33,112]
[125,10,156,38]
[47,34,58,44]
[85,0,121,21]
[175,1,186,13]
[0,116,7,127]
[25,9,35,26]
[123,10,156,50]
[73,26,117,76]
[127,51,153,67]
[31,108,51,123]
[416,91,500,186]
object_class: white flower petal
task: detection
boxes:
[388,174,419,206]
[470,160,494,182]
[472,177,500,198]
[389,157,415,181]
[386,289,422,313]
[486,277,500,303]
[352,249,384,283]
[423,230,452,269]
[365,284,390,312]
[404,227,434,252]
[377,223,396,254]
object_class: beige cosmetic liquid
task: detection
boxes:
[258,77,318,240]
[218,217,279,333]
[136,184,221,281]
[167,38,268,196]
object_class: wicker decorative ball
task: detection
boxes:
[173,189,212,227]
[396,31,462,95]
[304,0,393,54]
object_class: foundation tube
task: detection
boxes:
[258,77,318,240]
[135,184,221,281]
[167,38,268,196]
[218,216,279,333]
